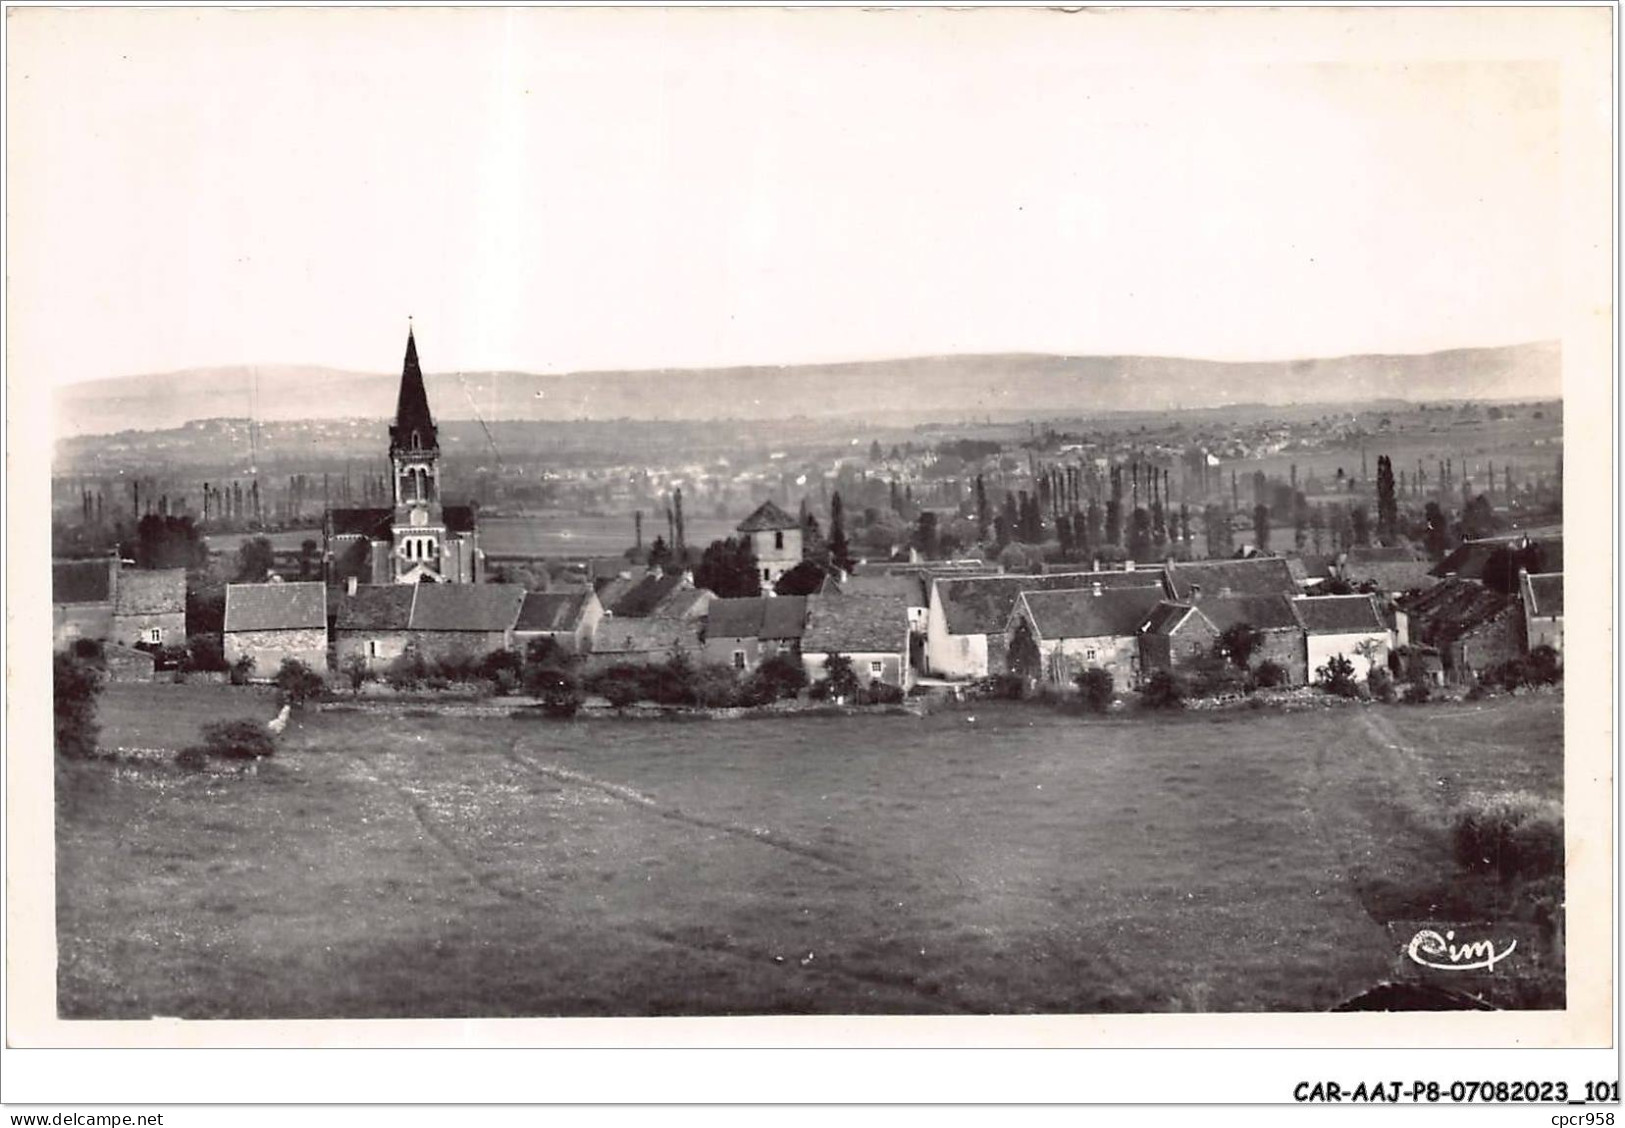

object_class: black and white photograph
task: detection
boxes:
[5,2,1615,1106]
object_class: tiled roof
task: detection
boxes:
[516,591,592,632]
[408,584,526,632]
[1432,537,1562,580]
[803,595,909,655]
[225,581,328,632]
[935,570,1165,636]
[1018,586,1166,640]
[53,559,115,604]
[610,573,685,618]
[1403,579,1519,648]
[593,617,698,656]
[335,585,416,631]
[1345,545,1421,565]
[1340,559,1437,594]
[114,568,185,615]
[1524,572,1563,618]
[1166,557,1299,600]
[1291,594,1385,634]
[706,596,808,640]
[657,587,713,620]
[736,500,800,533]
[838,573,928,604]
[1188,593,1300,632]
[1140,601,1197,636]
[328,507,393,538]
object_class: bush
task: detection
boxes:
[862,680,904,705]
[492,668,521,696]
[274,658,326,708]
[1366,667,1395,703]
[54,651,103,760]
[1452,792,1563,881]
[70,638,107,667]
[228,654,256,686]
[1315,654,1360,698]
[524,636,569,673]
[1485,657,1528,692]
[754,653,808,700]
[479,647,525,685]
[184,634,227,673]
[341,653,369,696]
[807,678,832,702]
[175,746,210,772]
[1401,677,1432,705]
[1253,660,1288,689]
[971,673,1027,700]
[1139,669,1183,710]
[1075,667,1114,713]
[433,648,480,684]
[1184,651,1247,698]
[822,653,861,701]
[653,652,699,706]
[1526,644,1562,686]
[689,664,743,708]
[385,647,428,691]
[199,718,275,761]
[528,666,582,718]
[587,664,646,710]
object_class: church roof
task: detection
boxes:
[388,327,437,453]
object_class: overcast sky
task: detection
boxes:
[6,6,1604,385]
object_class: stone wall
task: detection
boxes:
[225,628,329,677]
[113,610,186,649]
[53,603,112,648]
[335,630,415,672]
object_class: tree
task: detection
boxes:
[913,510,940,558]
[694,537,762,598]
[1007,617,1043,686]
[746,652,808,702]
[1351,505,1371,547]
[869,440,884,462]
[236,535,275,582]
[774,560,828,597]
[1253,504,1271,552]
[1315,654,1359,698]
[341,653,369,696]
[298,538,320,580]
[1376,455,1398,543]
[975,475,991,543]
[646,535,671,571]
[1215,623,1259,669]
[1526,644,1562,686]
[197,718,275,761]
[1075,667,1114,713]
[822,653,860,700]
[828,492,854,574]
[1127,507,1153,561]
[274,658,326,708]
[1423,501,1452,559]
[54,651,103,759]
[1140,669,1183,710]
[1458,493,1500,542]
[134,514,207,570]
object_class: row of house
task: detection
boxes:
[51,557,186,649]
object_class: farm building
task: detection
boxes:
[588,618,701,671]
[1008,584,1165,688]
[405,584,527,664]
[52,558,118,647]
[802,595,913,691]
[1139,594,1307,685]
[1338,546,1436,596]
[224,581,329,676]
[926,569,1163,678]
[112,568,186,649]
[514,590,604,656]
[1291,594,1390,680]
[834,573,930,634]
[1520,571,1563,654]
[701,596,808,672]
[605,572,712,620]
[1165,557,1300,601]
[736,501,802,589]
[1398,578,1525,681]
[333,584,417,671]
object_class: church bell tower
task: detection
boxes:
[388,324,446,581]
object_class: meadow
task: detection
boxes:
[56,691,1563,1018]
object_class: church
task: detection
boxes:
[324,327,482,584]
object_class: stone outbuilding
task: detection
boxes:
[702,596,808,673]
[736,501,803,589]
[514,589,604,656]
[1291,593,1390,680]
[802,594,913,691]
[1520,571,1563,655]
[52,558,118,648]
[112,568,187,649]
[224,581,329,677]
[1008,584,1166,688]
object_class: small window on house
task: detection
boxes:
[367,640,379,658]
[763,568,771,582]
[732,650,746,670]
[1084,648,1097,661]
[775,530,784,551]
[148,627,163,644]
[870,660,884,677]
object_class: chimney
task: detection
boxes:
[1091,558,1100,572]
[1092,581,1103,597]
[1190,583,1202,602]
[347,575,359,597]
[1125,560,1135,572]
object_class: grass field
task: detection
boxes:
[95,682,282,753]
[56,691,1562,1018]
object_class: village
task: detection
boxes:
[52,330,1564,721]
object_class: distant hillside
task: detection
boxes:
[53,341,1561,437]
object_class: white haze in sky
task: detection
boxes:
[5,6,1603,385]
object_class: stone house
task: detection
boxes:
[1165,557,1300,601]
[112,568,187,649]
[926,569,1164,679]
[52,558,118,648]
[737,500,803,589]
[103,643,157,683]
[702,596,808,673]
[802,595,912,691]
[835,573,930,634]
[1008,584,1166,688]
[1291,594,1390,680]
[514,589,604,657]
[606,571,712,621]
[223,581,329,676]
[333,584,417,671]
[1138,593,1307,685]
[1520,571,1563,655]
[1398,578,1524,682]
[587,617,702,671]
[1337,546,1437,596]
[405,584,527,664]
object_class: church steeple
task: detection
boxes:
[389,322,438,454]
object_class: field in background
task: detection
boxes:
[57,693,1562,1018]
